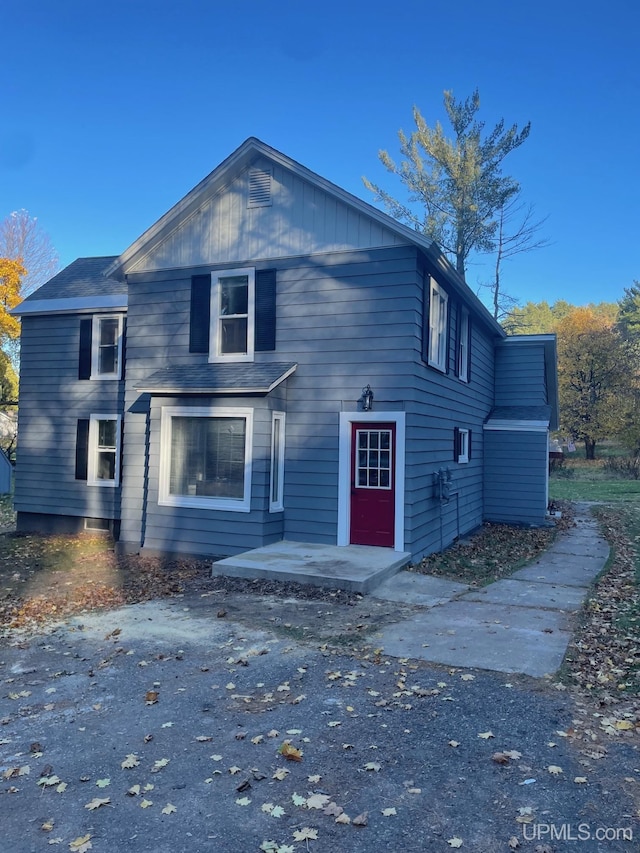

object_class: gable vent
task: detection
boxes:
[248,167,272,207]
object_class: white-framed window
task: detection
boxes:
[457,307,470,382]
[428,278,449,372]
[159,407,253,512]
[88,414,121,486]
[269,412,286,512]
[91,315,123,379]
[209,267,255,363]
[457,428,470,464]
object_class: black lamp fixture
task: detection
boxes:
[361,384,374,411]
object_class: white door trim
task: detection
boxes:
[338,411,406,551]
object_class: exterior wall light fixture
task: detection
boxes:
[361,384,374,411]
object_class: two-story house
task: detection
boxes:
[13,138,558,565]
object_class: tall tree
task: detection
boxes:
[0,258,25,340]
[0,209,59,297]
[556,308,631,459]
[504,299,617,335]
[363,89,531,280]
[617,281,640,340]
[481,194,549,320]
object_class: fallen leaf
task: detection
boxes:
[448,838,463,848]
[352,812,368,826]
[152,758,170,772]
[291,792,307,807]
[162,803,177,815]
[140,799,153,808]
[273,768,289,781]
[84,797,110,811]
[278,742,303,761]
[292,828,318,841]
[236,796,251,806]
[127,784,141,796]
[382,807,397,816]
[121,754,140,769]
[574,776,588,784]
[270,805,285,818]
[308,774,321,783]
[364,762,381,772]
[95,778,110,788]
[335,813,351,825]
[144,690,159,705]
[69,835,92,853]
[229,766,242,775]
[306,793,330,810]
[251,735,264,745]
[41,820,55,832]
[492,752,510,764]
[547,765,563,776]
[477,731,494,740]
[324,802,343,817]
[508,837,520,849]
[448,740,460,748]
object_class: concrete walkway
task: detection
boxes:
[372,506,609,677]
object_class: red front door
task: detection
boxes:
[350,422,395,547]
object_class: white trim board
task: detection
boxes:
[13,295,127,316]
[484,420,549,432]
[338,411,406,551]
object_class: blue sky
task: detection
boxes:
[1,0,638,309]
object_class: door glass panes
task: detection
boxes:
[355,430,392,489]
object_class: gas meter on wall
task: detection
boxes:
[434,467,452,503]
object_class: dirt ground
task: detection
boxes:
[1,513,640,851]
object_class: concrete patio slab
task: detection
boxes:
[462,578,587,610]
[370,571,469,606]
[375,600,573,677]
[212,540,410,593]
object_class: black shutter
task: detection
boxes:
[466,318,472,382]
[189,275,211,353]
[255,269,276,352]
[75,419,90,480]
[453,426,460,462]
[468,429,472,461]
[78,318,92,379]
[119,418,125,486]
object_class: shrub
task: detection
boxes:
[603,456,640,480]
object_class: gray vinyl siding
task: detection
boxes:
[129,158,404,273]
[119,245,500,559]
[495,341,548,406]
[15,313,124,521]
[483,430,549,523]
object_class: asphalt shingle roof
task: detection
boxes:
[486,405,552,423]
[21,257,124,302]
[136,362,297,394]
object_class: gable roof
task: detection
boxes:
[106,137,504,337]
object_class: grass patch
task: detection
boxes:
[0,494,15,528]
[549,480,640,502]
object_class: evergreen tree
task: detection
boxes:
[363,89,531,280]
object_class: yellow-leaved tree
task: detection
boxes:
[557,307,634,459]
[0,257,25,341]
